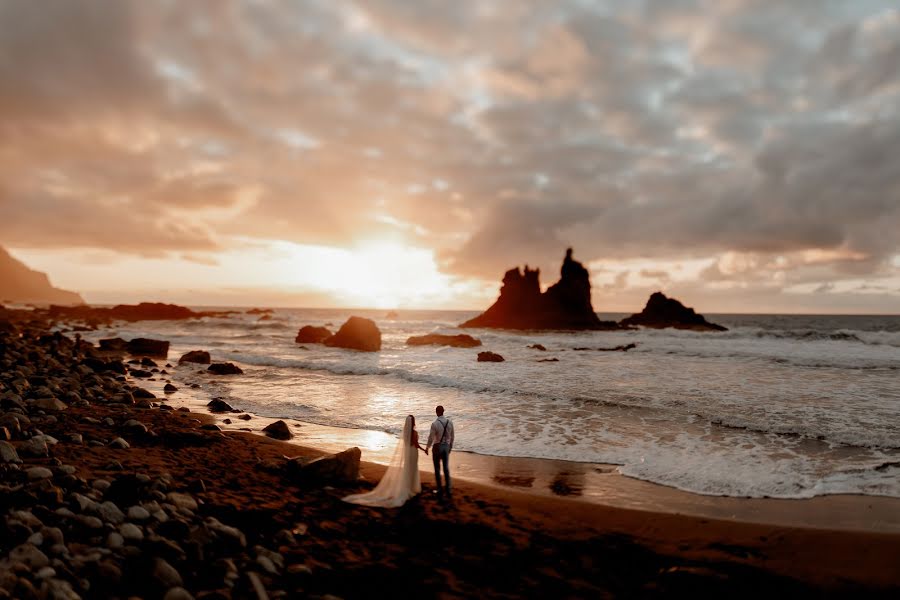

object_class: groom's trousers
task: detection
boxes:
[433,442,451,493]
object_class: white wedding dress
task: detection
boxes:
[343,415,421,508]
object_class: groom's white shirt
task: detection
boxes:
[426,416,454,450]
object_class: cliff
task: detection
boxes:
[0,246,83,305]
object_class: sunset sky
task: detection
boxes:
[2,0,898,313]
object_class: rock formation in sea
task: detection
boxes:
[406,333,482,348]
[179,350,211,364]
[323,317,381,352]
[295,325,332,344]
[460,248,618,330]
[0,245,83,305]
[619,292,727,331]
[477,351,505,362]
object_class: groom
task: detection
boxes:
[425,405,454,495]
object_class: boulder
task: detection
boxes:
[477,351,505,362]
[30,397,68,411]
[178,350,211,364]
[288,447,361,484]
[208,362,243,375]
[406,333,482,348]
[323,317,381,352]
[129,369,153,378]
[294,325,332,344]
[207,399,235,413]
[83,357,127,374]
[127,338,170,357]
[99,338,128,352]
[461,249,620,331]
[619,292,727,331]
[262,420,293,440]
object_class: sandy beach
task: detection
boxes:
[2,309,900,599]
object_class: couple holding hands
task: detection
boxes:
[344,405,454,508]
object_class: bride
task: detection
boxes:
[343,415,425,508]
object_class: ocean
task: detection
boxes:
[80,309,900,500]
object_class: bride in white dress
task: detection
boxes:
[343,415,425,508]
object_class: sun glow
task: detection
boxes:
[283,240,456,309]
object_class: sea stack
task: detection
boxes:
[460,248,618,330]
[619,292,727,331]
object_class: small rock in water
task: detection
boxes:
[477,351,505,363]
[206,398,234,413]
[164,383,178,393]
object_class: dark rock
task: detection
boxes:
[178,350,211,364]
[619,292,727,331]
[477,351,505,362]
[208,362,243,375]
[597,343,638,352]
[127,338,170,357]
[323,317,381,351]
[200,424,221,431]
[246,307,273,314]
[288,447,361,483]
[99,338,128,352]
[238,414,252,420]
[528,344,547,351]
[538,358,560,362]
[461,249,620,331]
[132,388,155,399]
[207,399,235,413]
[164,383,178,393]
[406,333,482,348]
[262,420,292,440]
[294,325,332,344]
[141,357,158,367]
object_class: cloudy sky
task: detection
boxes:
[2,0,898,312]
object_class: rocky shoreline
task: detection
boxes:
[2,309,899,598]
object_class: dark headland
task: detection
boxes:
[0,245,83,306]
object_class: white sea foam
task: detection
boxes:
[83,309,900,499]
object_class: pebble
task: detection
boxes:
[98,501,125,524]
[0,440,21,463]
[119,523,144,542]
[10,543,50,569]
[122,419,148,435]
[152,558,184,589]
[163,587,195,600]
[26,466,54,480]
[67,433,83,444]
[92,479,111,492]
[127,506,151,521]
[107,532,125,549]
[108,437,130,449]
[167,492,198,511]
